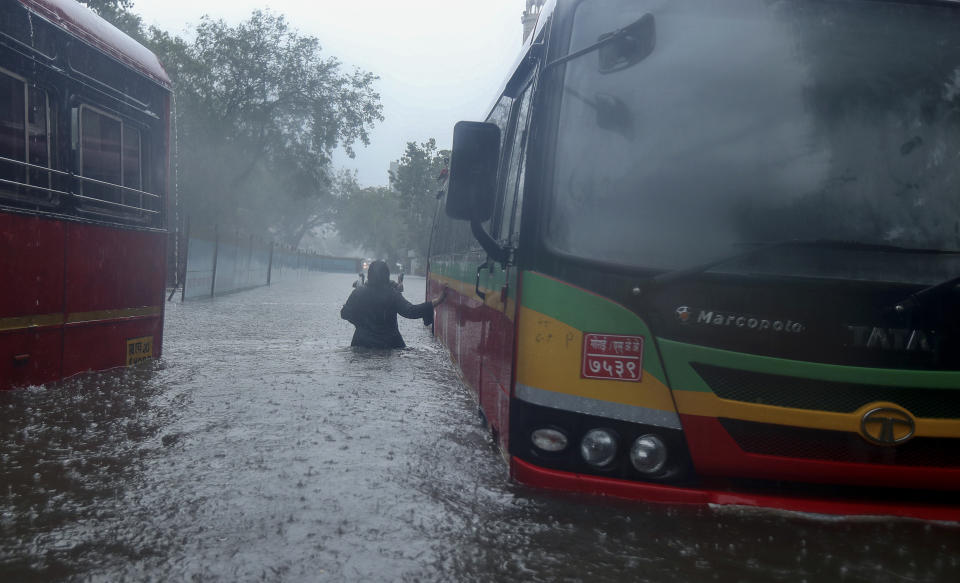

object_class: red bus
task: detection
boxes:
[1,0,171,389]
[428,0,960,521]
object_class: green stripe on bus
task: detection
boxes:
[522,271,641,333]
[658,338,960,392]
[429,259,475,285]
[431,258,514,299]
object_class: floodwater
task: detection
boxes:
[1,273,958,582]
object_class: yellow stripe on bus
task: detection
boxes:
[66,306,162,324]
[673,389,960,438]
[516,306,678,414]
[0,306,162,332]
[0,313,65,332]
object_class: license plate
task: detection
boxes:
[126,336,154,366]
[581,333,643,382]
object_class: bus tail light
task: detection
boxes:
[630,434,667,475]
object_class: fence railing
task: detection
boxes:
[177,222,360,300]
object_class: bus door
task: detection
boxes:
[477,82,535,450]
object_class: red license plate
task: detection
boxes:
[581,333,644,381]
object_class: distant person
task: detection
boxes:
[341,260,447,349]
[352,272,365,289]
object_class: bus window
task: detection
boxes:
[27,86,51,200]
[80,105,123,204]
[122,124,142,206]
[487,96,514,154]
[497,85,533,246]
[0,70,54,204]
[485,96,514,237]
[433,193,478,256]
[122,125,141,190]
[78,107,156,219]
[0,71,26,190]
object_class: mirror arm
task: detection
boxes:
[544,13,653,72]
[545,38,606,71]
[544,24,631,71]
[470,218,509,265]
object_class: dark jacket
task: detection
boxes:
[340,283,433,348]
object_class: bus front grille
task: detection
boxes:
[719,418,960,467]
[692,363,960,419]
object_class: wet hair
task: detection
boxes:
[367,260,390,287]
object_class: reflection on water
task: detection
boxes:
[1,274,958,581]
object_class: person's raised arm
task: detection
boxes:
[396,286,447,319]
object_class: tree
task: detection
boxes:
[147,10,383,240]
[335,186,404,263]
[390,139,450,261]
[273,168,359,248]
[76,5,384,252]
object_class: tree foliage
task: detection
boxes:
[389,139,450,260]
[331,139,449,267]
[146,11,383,244]
[275,169,359,248]
[89,4,466,260]
[88,5,384,248]
[335,186,404,263]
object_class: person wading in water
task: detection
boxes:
[340,260,447,348]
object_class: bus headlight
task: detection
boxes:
[531,428,568,452]
[580,429,618,467]
[630,434,667,475]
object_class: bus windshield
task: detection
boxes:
[548,0,960,284]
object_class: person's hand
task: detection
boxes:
[432,286,448,307]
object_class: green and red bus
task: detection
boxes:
[1,0,171,389]
[427,0,960,520]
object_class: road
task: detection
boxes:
[1,273,958,581]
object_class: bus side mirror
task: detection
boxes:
[446,121,500,222]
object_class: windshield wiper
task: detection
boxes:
[893,274,960,315]
[639,239,960,293]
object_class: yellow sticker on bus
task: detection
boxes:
[126,336,154,366]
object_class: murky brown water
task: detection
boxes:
[2,273,958,581]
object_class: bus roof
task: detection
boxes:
[18,0,171,89]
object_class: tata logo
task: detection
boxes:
[675,306,692,323]
[847,326,936,353]
[859,406,916,446]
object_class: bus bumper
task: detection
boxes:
[510,457,960,522]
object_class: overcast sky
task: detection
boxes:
[130,0,528,187]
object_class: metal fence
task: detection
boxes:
[178,223,360,300]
